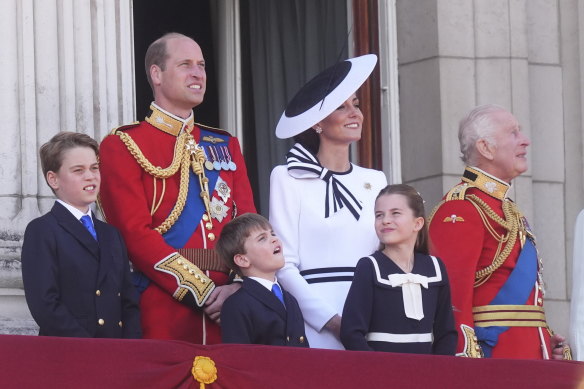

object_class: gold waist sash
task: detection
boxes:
[472,305,547,328]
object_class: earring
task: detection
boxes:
[314,126,322,134]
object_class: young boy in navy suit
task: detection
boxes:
[21,132,141,338]
[216,213,308,347]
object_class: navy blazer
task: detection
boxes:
[21,202,141,338]
[221,277,308,347]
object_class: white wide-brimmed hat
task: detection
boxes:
[275,54,377,139]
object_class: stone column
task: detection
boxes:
[0,0,135,334]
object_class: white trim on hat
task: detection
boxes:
[275,54,378,139]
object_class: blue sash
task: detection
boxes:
[133,128,229,292]
[162,128,227,248]
[475,238,538,357]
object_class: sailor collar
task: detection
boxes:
[145,102,195,137]
[462,166,511,200]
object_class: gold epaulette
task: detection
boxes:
[445,182,470,201]
[427,183,471,225]
[109,121,140,135]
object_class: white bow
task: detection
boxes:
[286,143,362,220]
[387,273,429,321]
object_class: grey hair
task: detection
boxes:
[458,104,507,165]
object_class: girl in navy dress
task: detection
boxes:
[341,184,456,354]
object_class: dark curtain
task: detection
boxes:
[241,0,348,215]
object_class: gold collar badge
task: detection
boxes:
[145,102,195,137]
[462,166,510,200]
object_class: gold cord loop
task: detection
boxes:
[467,194,523,285]
[116,128,214,234]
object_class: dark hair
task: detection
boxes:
[39,132,99,192]
[294,128,320,155]
[216,213,272,276]
[375,184,428,254]
[144,32,192,91]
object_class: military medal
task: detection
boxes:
[222,146,237,171]
[203,146,214,170]
[215,177,231,203]
[208,146,222,170]
[219,147,229,170]
[210,197,229,222]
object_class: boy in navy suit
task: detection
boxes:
[216,213,308,347]
[21,132,141,338]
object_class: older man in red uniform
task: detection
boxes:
[428,104,569,359]
[99,33,255,344]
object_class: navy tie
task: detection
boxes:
[271,283,285,306]
[80,215,98,241]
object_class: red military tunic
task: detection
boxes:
[99,103,256,344]
[428,166,551,359]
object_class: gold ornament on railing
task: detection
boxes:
[192,356,218,389]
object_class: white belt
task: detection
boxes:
[366,332,433,343]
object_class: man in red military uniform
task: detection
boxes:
[428,104,569,359]
[99,32,256,344]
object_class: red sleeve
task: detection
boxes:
[99,134,190,298]
[428,200,484,355]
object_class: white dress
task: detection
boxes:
[269,163,387,349]
[570,209,584,360]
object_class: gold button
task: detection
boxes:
[538,298,543,304]
[205,222,213,230]
[95,290,101,296]
[208,233,215,241]
[299,336,305,343]
[202,214,209,222]
[475,345,480,350]
[98,319,105,326]
[118,321,123,328]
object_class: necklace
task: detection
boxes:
[384,250,415,273]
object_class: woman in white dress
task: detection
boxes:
[269,54,387,349]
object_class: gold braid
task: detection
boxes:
[466,194,523,286]
[155,151,191,234]
[116,129,213,234]
[118,131,186,178]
